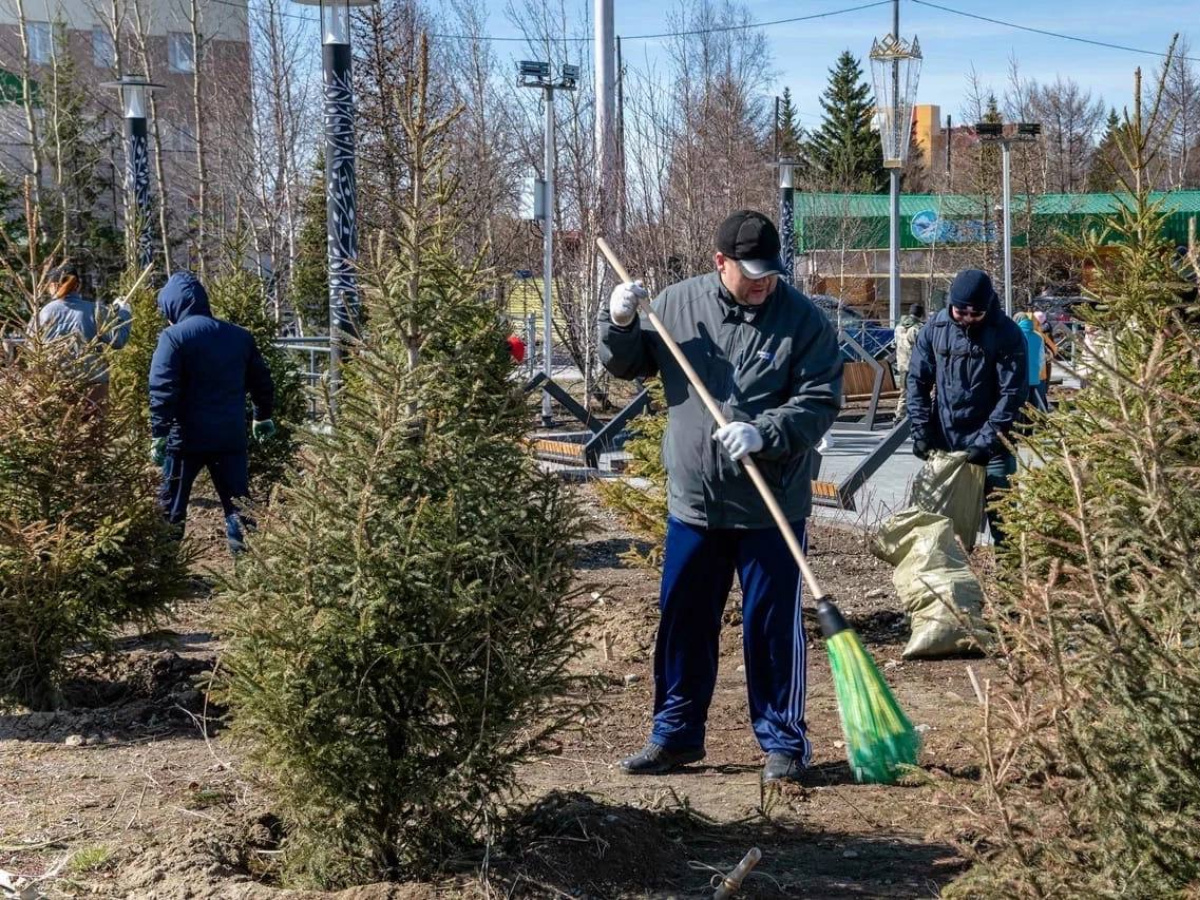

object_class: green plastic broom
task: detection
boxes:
[597,238,920,784]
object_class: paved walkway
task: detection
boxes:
[812,426,924,532]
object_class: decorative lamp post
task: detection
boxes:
[975,121,1041,315]
[869,0,922,327]
[292,0,376,413]
[102,74,163,269]
[777,157,797,286]
[519,60,578,428]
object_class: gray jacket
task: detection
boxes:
[600,272,843,529]
[31,293,132,383]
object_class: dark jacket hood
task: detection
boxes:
[157,272,212,324]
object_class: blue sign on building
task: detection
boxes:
[910,209,997,245]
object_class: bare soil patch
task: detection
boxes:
[1,484,986,899]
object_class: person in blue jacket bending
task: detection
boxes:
[906,269,1027,547]
[149,271,275,553]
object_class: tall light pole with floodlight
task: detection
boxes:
[102,74,163,269]
[519,60,578,428]
[975,121,1042,315]
[869,0,921,327]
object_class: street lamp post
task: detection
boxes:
[102,74,164,269]
[869,1,921,327]
[519,61,578,428]
[975,121,1041,316]
[777,157,796,286]
[292,0,376,414]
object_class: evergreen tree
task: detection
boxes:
[214,36,590,887]
[105,265,164,435]
[45,21,122,283]
[0,266,189,710]
[947,78,1200,898]
[290,156,328,335]
[806,51,885,192]
[1087,108,1126,192]
[778,86,805,162]
[208,261,306,489]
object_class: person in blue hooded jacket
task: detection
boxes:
[906,269,1027,547]
[1015,314,1047,413]
[149,271,275,552]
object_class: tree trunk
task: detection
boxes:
[189,0,209,278]
[14,0,43,215]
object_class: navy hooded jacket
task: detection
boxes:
[149,272,274,454]
[905,293,1028,460]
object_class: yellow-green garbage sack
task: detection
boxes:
[908,450,986,551]
[873,509,989,659]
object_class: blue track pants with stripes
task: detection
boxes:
[650,516,810,762]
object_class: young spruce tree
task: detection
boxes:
[208,248,306,489]
[0,260,189,710]
[215,35,589,887]
[946,59,1200,897]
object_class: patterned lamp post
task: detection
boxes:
[869,0,921,327]
[778,157,796,287]
[102,74,163,269]
[293,0,376,410]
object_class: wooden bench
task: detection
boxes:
[842,360,902,405]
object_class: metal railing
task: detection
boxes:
[274,337,330,421]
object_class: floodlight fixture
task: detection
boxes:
[519,60,550,80]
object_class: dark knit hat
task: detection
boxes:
[948,269,996,313]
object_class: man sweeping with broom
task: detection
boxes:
[599,211,843,783]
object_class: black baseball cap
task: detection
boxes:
[716,210,784,279]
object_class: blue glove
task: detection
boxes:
[150,437,167,468]
[252,419,276,442]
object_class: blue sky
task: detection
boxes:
[466,0,1194,128]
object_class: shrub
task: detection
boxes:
[946,62,1200,897]
[0,274,190,710]
[107,266,162,433]
[207,267,306,489]
[595,380,668,567]
[214,36,590,887]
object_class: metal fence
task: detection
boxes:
[273,337,330,421]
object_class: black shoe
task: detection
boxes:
[762,752,805,783]
[618,742,705,775]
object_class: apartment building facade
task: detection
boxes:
[0,0,252,264]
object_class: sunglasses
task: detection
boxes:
[953,306,987,320]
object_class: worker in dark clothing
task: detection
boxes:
[906,269,1028,547]
[600,210,843,783]
[149,271,275,553]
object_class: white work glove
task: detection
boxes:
[113,296,131,313]
[608,280,647,327]
[713,421,764,461]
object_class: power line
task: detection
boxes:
[599,0,891,42]
[210,0,891,43]
[911,0,1200,64]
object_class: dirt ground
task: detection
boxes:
[0,485,992,900]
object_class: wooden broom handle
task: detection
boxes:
[596,238,827,602]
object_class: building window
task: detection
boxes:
[25,22,52,65]
[170,123,196,153]
[92,26,115,69]
[168,32,194,74]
